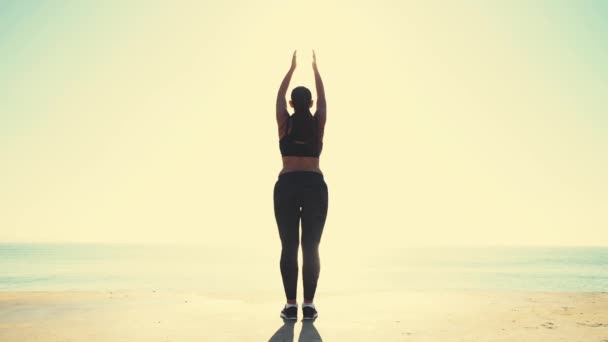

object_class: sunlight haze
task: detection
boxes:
[1,1,607,247]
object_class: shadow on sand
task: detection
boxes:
[268,319,323,342]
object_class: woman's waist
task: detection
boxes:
[279,157,322,177]
[277,170,325,183]
[281,156,320,167]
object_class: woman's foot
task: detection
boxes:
[302,303,318,320]
[280,303,298,320]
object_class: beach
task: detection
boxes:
[3,0,608,340]
[2,244,607,340]
[1,290,607,341]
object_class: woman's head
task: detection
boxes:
[289,86,314,113]
[288,87,317,142]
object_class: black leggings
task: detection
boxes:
[273,171,328,301]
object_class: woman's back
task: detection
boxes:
[275,51,326,176]
[279,111,324,175]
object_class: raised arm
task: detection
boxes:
[312,50,327,139]
[276,50,296,135]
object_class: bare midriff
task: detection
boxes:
[279,156,323,176]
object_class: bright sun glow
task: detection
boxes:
[1,1,607,247]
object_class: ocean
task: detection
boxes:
[1,243,606,292]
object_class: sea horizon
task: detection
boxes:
[1,242,606,293]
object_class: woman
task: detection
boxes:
[274,50,328,321]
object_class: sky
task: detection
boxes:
[1,0,607,247]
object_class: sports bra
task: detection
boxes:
[279,115,322,157]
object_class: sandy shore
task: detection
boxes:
[1,290,607,341]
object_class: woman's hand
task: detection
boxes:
[277,51,297,128]
[312,49,326,125]
[290,50,297,71]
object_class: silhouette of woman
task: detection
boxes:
[274,50,328,320]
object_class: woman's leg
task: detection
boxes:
[300,179,328,302]
[273,179,301,302]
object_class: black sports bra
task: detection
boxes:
[279,115,322,157]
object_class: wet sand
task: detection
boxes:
[1,290,607,341]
